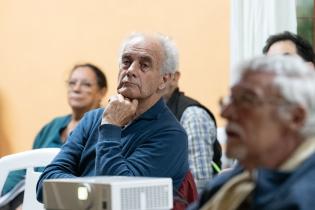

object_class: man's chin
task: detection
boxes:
[226,146,247,161]
[118,89,138,99]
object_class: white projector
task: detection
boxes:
[43,176,173,210]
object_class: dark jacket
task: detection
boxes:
[166,88,222,170]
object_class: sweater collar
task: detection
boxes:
[136,97,166,121]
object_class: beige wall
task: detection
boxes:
[0,0,230,155]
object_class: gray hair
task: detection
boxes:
[236,55,315,138]
[118,32,179,74]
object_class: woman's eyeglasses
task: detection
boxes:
[66,80,96,90]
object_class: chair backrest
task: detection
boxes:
[173,170,198,210]
[0,148,60,210]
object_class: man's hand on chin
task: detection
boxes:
[101,94,138,127]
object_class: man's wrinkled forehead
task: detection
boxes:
[123,35,163,57]
[233,71,275,94]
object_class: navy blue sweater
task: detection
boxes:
[36,99,189,202]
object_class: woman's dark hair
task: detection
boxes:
[71,63,107,89]
[262,31,315,66]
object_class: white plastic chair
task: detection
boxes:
[0,148,60,210]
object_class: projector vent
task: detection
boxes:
[120,184,170,210]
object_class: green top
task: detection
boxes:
[1,115,71,195]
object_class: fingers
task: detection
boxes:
[108,94,126,104]
[103,94,138,126]
[108,94,137,109]
[131,98,138,107]
[117,94,126,102]
[116,94,135,105]
[108,95,118,103]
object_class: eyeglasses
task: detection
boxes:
[219,90,288,111]
[66,79,96,90]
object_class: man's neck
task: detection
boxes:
[264,135,304,170]
[163,86,178,102]
[134,95,161,119]
[279,136,315,171]
[243,135,304,171]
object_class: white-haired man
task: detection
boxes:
[36,33,197,209]
[189,55,315,210]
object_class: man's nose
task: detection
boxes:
[220,102,236,121]
[126,62,138,77]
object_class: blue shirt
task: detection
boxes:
[36,99,189,202]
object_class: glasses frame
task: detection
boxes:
[66,79,97,90]
[219,91,291,111]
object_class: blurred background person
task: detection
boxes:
[163,70,221,193]
[189,55,315,210]
[263,31,315,68]
[1,63,107,207]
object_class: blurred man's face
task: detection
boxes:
[267,40,297,56]
[220,71,288,169]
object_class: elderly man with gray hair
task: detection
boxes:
[36,33,197,209]
[189,55,315,210]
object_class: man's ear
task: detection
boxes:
[290,106,306,130]
[278,105,306,130]
[158,73,172,90]
[174,71,181,82]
